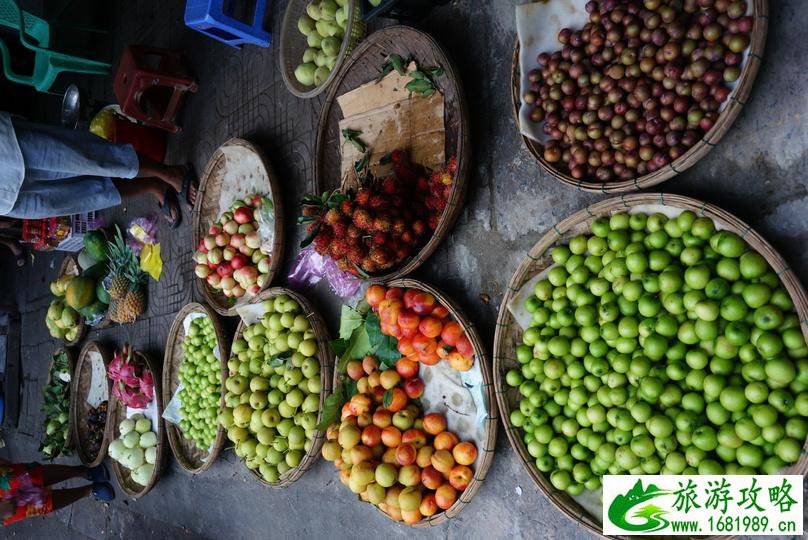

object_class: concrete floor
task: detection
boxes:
[2,0,808,539]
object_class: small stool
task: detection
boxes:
[184,0,270,48]
[113,45,198,134]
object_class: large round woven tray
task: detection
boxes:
[511,1,768,193]
[48,346,77,451]
[58,255,88,347]
[314,25,470,281]
[331,278,498,527]
[493,193,808,538]
[107,351,166,498]
[192,138,285,316]
[279,0,367,99]
[162,302,229,474]
[231,287,333,487]
[70,341,113,467]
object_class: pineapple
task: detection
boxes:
[107,228,136,301]
[117,268,147,323]
[108,299,120,323]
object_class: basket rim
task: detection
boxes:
[278,0,366,99]
[230,287,333,488]
[161,301,229,474]
[492,192,808,539]
[108,350,166,499]
[191,137,286,317]
[510,0,769,193]
[312,25,471,282]
[70,341,113,467]
[329,277,498,527]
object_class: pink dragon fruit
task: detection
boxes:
[139,370,155,400]
[120,384,151,409]
[108,343,155,409]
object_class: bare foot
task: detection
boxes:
[161,166,185,193]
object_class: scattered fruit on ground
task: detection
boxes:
[108,344,155,409]
[293,0,351,87]
[299,151,456,276]
[39,351,72,460]
[178,316,221,450]
[506,210,808,495]
[522,0,754,182]
[193,195,274,301]
[220,294,322,484]
[108,413,158,487]
[322,357,478,524]
[107,227,147,323]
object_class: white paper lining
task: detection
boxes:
[515,1,753,143]
[86,350,109,408]
[506,204,733,521]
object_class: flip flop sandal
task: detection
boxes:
[181,164,199,210]
[159,188,182,229]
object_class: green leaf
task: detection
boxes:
[315,385,345,431]
[344,379,358,399]
[326,193,348,209]
[375,336,400,369]
[379,153,392,166]
[354,151,371,174]
[299,222,322,249]
[341,129,367,153]
[382,389,393,408]
[409,70,426,80]
[364,313,383,346]
[339,305,365,340]
[301,193,323,205]
[388,53,405,75]
[427,66,445,78]
[331,338,349,358]
[268,351,292,368]
[297,215,315,224]
[376,63,394,82]
[405,78,435,96]
[336,326,372,374]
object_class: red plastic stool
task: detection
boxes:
[113,45,198,134]
[112,113,167,163]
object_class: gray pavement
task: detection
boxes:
[1,1,807,539]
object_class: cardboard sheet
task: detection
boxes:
[336,62,445,185]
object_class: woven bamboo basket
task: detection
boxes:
[330,278,498,527]
[192,138,285,316]
[230,287,333,487]
[70,341,113,467]
[493,193,808,538]
[47,346,77,451]
[162,302,229,474]
[510,0,768,193]
[279,0,367,99]
[57,255,87,347]
[314,25,471,282]
[107,351,166,498]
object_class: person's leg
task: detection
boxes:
[50,485,92,512]
[112,178,180,225]
[40,465,87,486]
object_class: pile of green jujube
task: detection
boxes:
[219,295,322,483]
[294,0,350,87]
[506,211,808,495]
[178,316,221,450]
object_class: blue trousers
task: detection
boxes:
[6,121,139,219]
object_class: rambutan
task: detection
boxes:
[369,247,390,266]
[369,195,387,209]
[390,149,408,164]
[355,190,370,206]
[373,216,392,232]
[428,214,440,230]
[340,200,354,216]
[400,230,416,245]
[336,258,350,272]
[352,209,373,230]
[361,258,378,273]
[347,225,361,238]
[372,232,387,246]
[330,238,349,258]
[396,247,409,261]
[332,220,348,237]
[302,205,318,217]
[447,155,458,174]
[381,176,397,195]
[347,245,366,264]
[416,177,429,192]
[392,219,406,235]
[313,233,331,255]
[324,208,341,225]
[412,220,427,236]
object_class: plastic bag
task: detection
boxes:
[289,245,362,299]
[255,196,276,255]
[128,215,159,247]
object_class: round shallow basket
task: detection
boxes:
[58,255,87,347]
[107,351,166,498]
[192,138,285,316]
[231,287,333,487]
[48,346,77,450]
[493,193,808,538]
[331,278,497,527]
[70,341,113,467]
[314,26,470,281]
[279,0,367,99]
[162,302,229,474]
[511,1,768,193]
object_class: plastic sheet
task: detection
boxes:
[288,245,362,299]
